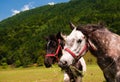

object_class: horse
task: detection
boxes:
[44,32,63,68]
[44,32,86,82]
[59,22,120,82]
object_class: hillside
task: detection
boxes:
[0,0,120,67]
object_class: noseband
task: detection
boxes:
[64,44,88,61]
[46,39,62,62]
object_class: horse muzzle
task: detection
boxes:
[58,61,68,69]
[44,58,52,68]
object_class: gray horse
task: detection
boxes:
[59,22,120,82]
[75,23,120,82]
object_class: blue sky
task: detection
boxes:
[0,0,69,21]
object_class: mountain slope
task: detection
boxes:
[0,0,120,67]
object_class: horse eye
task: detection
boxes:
[77,39,82,43]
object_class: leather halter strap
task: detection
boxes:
[46,39,62,61]
[64,44,88,59]
[87,39,97,51]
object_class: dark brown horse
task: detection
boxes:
[44,32,86,82]
[44,32,64,68]
[70,23,120,82]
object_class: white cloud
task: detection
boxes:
[22,5,30,11]
[11,9,20,15]
[11,2,34,15]
[48,2,55,5]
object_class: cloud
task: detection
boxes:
[11,9,20,15]
[11,2,34,15]
[22,2,34,11]
[48,2,55,5]
[22,5,30,11]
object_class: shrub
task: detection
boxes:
[1,63,8,69]
[37,56,44,66]
[15,60,21,67]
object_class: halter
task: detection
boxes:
[46,39,62,62]
[87,38,98,51]
[64,44,88,60]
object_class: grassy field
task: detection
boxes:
[0,65,105,82]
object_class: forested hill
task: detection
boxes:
[0,0,120,67]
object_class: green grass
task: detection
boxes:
[0,65,105,82]
[83,65,105,82]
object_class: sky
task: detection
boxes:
[0,0,69,21]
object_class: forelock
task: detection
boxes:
[49,35,56,41]
[66,30,84,42]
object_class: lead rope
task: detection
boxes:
[69,65,83,78]
[103,60,115,72]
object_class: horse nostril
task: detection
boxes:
[58,61,68,69]
[63,61,67,65]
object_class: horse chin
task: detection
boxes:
[44,60,52,68]
[44,63,52,68]
[45,65,52,68]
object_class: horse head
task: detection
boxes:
[44,32,64,68]
[58,23,88,68]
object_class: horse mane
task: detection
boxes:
[76,22,107,35]
[48,32,64,41]
[44,34,56,42]
[88,22,106,29]
[48,35,57,41]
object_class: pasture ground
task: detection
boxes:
[0,64,105,82]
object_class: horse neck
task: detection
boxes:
[88,30,109,57]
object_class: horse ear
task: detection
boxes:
[56,32,62,39]
[60,32,67,40]
[69,22,77,30]
[56,32,65,40]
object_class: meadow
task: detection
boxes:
[0,65,105,82]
